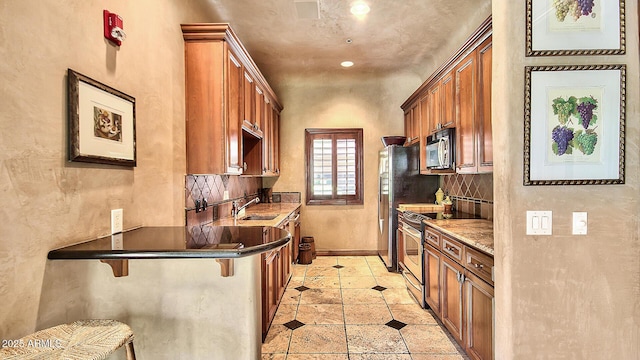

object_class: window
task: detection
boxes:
[305,128,363,205]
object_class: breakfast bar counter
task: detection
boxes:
[48,225,291,260]
[40,225,291,359]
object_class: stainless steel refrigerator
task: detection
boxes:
[377,143,439,271]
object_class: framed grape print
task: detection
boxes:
[524,65,625,185]
[526,0,626,56]
[68,69,136,167]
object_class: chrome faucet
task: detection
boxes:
[232,197,260,222]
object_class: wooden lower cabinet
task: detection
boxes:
[425,223,494,359]
[261,228,293,340]
[262,248,279,339]
[424,244,441,314]
[441,254,465,344]
[464,271,494,360]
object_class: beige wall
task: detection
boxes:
[273,72,421,252]
[0,0,210,338]
[493,0,640,358]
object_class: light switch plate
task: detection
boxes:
[572,212,587,235]
[526,211,552,235]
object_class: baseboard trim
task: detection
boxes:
[316,250,379,257]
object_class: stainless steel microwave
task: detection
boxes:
[425,128,455,170]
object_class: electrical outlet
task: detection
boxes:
[111,209,123,234]
[111,233,124,250]
[223,191,229,200]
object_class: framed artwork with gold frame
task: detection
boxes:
[526,0,626,56]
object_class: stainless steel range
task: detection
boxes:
[398,211,431,307]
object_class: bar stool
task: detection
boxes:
[0,319,136,359]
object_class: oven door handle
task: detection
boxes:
[402,270,421,289]
[402,224,421,239]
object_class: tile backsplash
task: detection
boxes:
[441,173,493,220]
[185,175,261,226]
[185,175,301,227]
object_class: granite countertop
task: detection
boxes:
[212,203,300,227]
[48,226,291,260]
[423,218,494,256]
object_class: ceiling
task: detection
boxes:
[199,0,491,86]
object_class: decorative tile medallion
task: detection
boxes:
[295,285,310,292]
[372,285,387,292]
[385,319,407,330]
[283,319,305,330]
[333,265,345,269]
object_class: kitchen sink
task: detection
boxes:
[241,214,278,221]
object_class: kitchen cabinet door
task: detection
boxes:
[456,36,493,174]
[464,271,494,360]
[404,103,419,145]
[426,82,440,134]
[262,247,279,339]
[476,37,493,173]
[441,254,464,344]
[226,50,244,174]
[440,71,456,129]
[271,108,280,175]
[455,50,477,173]
[184,40,243,175]
[424,244,441,315]
[243,71,256,129]
[255,85,265,133]
[261,99,281,176]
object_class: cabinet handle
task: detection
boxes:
[472,262,484,269]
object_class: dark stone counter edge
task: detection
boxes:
[47,234,292,260]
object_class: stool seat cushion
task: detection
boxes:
[0,319,134,359]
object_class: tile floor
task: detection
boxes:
[262,255,468,359]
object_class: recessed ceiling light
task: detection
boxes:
[350,2,370,16]
[341,61,354,68]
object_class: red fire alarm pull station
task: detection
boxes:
[103,10,126,46]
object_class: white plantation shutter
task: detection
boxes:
[305,129,363,205]
[336,139,356,195]
[312,138,333,196]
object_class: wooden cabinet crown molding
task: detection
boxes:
[182,23,283,112]
[401,16,492,111]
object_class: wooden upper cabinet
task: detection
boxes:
[419,94,430,172]
[401,16,492,175]
[226,50,244,174]
[183,36,243,175]
[182,23,282,176]
[456,35,493,174]
[255,86,264,133]
[455,50,477,173]
[440,71,456,130]
[477,38,493,173]
[404,102,419,145]
[261,96,281,176]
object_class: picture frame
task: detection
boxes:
[524,65,626,185]
[526,0,626,56]
[67,69,136,167]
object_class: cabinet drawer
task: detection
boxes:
[423,227,441,248]
[441,235,464,264]
[464,247,494,286]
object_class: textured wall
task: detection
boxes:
[493,0,640,358]
[273,72,419,252]
[0,0,210,339]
